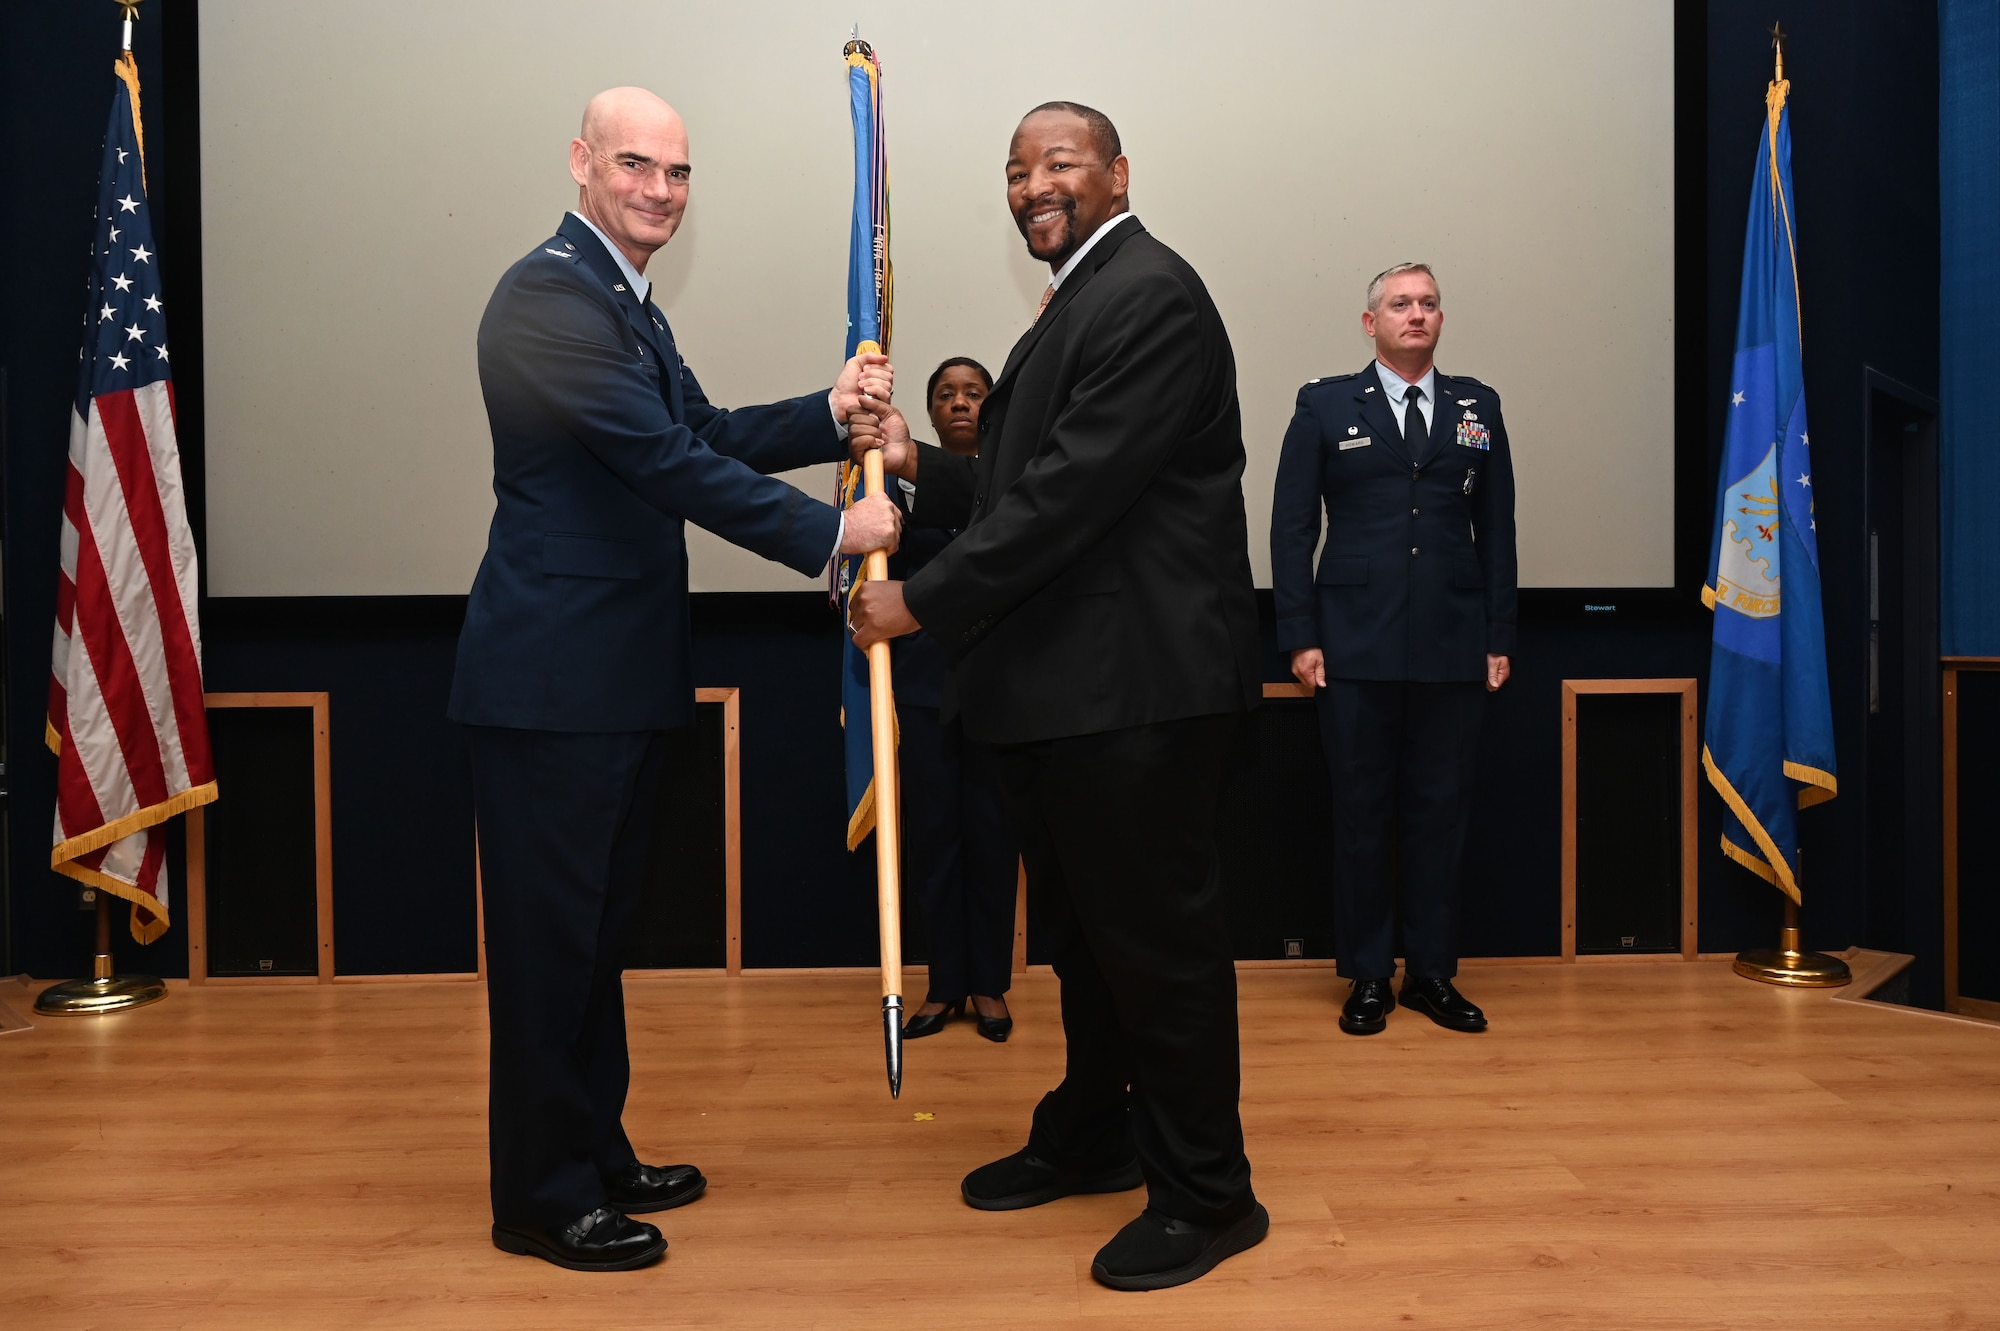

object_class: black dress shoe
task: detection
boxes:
[961,1148,1144,1211]
[903,999,963,1039]
[1091,1202,1271,1291]
[1339,978,1395,1035]
[605,1161,707,1214]
[972,999,1012,1043]
[492,1206,666,1272]
[1399,976,1488,1031]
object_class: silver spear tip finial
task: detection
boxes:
[883,996,904,1099]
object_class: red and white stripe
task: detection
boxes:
[49,377,214,943]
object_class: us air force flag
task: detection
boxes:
[1702,67,1836,904]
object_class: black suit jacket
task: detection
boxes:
[449,214,843,732]
[886,482,954,709]
[901,218,1261,745]
[1268,363,1518,682]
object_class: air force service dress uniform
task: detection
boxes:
[1269,363,1518,985]
[450,213,846,1231]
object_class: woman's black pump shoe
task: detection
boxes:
[973,998,1013,1043]
[902,999,963,1039]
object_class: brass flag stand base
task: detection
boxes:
[34,894,167,1016]
[1734,897,1850,988]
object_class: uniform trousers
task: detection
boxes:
[466,723,675,1228]
[991,712,1255,1226]
[897,704,1018,1002]
[1317,679,1485,981]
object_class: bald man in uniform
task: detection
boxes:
[450,88,901,1272]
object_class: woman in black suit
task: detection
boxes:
[896,358,1019,1041]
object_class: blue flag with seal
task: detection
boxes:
[1702,65,1836,904]
[835,39,893,850]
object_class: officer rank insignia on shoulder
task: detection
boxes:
[1305,371,1355,389]
[542,247,579,261]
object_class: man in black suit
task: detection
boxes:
[849,102,1267,1292]
[1268,262,1518,1037]
[451,86,902,1272]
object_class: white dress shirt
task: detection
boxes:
[1373,359,1437,437]
[568,210,650,302]
[1050,211,1139,292]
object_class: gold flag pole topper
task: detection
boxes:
[1730,23,1847,990]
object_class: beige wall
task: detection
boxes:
[198,0,1674,596]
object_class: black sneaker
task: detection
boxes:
[960,1148,1143,1211]
[1091,1203,1271,1291]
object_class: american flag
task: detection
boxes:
[49,52,215,944]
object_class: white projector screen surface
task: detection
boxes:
[198,0,1674,596]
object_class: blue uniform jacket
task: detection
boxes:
[449,214,844,731]
[1269,363,1518,682]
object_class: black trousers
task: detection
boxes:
[898,704,1018,1001]
[466,724,673,1228]
[991,713,1254,1226]
[1317,680,1485,981]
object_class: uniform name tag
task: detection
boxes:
[1455,421,1491,451]
[1339,436,1372,451]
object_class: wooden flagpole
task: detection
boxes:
[862,447,904,1097]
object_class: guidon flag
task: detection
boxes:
[835,38,894,851]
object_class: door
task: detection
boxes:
[1863,372,1942,1004]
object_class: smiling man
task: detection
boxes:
[450,86,900,1273]
[847,101,1266,1291]
[1269,262,1519,1038]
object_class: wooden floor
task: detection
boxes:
[4,962,1999,1330]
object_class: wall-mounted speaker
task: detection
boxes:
[1562,680,1697,960]
[621,689,740,973]
[1945,662,2000,1016]
[1217,688,1337,961]
[189,693,333,982]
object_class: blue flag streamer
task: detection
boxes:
[836,42,892,851]
[1702,69,1837,903]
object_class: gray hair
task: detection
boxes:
[1366,262,1440,311]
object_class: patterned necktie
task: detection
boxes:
[1403,384,1426,453]
[1030,284,1055,327]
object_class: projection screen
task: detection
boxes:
[197,0,1675,596]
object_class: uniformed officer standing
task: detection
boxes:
[452,87,902,1271]
[1269,262,1517,1036]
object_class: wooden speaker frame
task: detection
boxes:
[1942,657,2000,1021]
[1561,679,1699,962]
[186,692,334,985]
[476,686,744,978]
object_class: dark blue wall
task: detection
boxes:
[0,2,1945,991]
[1941,0,2000,657]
